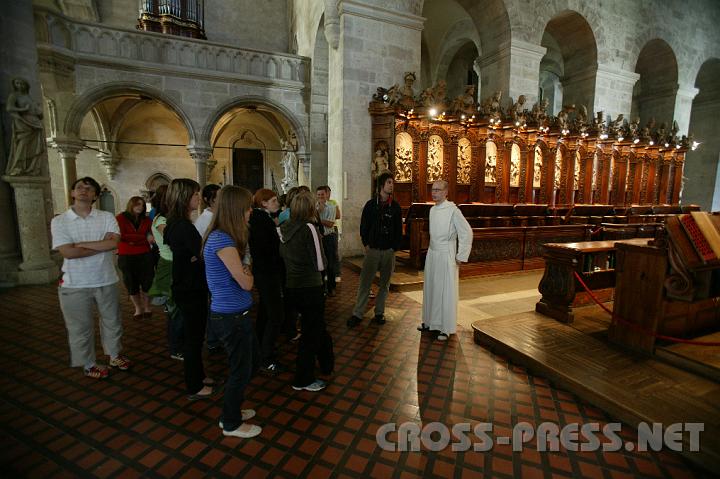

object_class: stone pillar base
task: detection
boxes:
[17,266,59,285]
[2,175,58,285]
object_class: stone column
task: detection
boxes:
[2,175,59,284]
[298,152,311,187]
[1,0,46,282]
[187,145,213,189]
[672,85,698,136]
[327,1,423,254]
[593,65,640,120]
[477,39,546,106]
[50,139,84,207]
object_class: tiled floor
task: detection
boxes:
[0,266,705,478]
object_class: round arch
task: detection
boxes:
[631,39,679,127]
[201,96,308,154]
[63,81,196,143]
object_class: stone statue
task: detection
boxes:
[5,78,47,176]
[280,139,298,193]
[371,148,389,180]
[450,85,476,115]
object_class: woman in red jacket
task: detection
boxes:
[116,196,155,319]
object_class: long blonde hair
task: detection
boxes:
[205,185,252,253]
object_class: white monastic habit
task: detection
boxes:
[422,200,473,335]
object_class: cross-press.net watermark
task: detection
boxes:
[376,422,704,452]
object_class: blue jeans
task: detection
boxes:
[209,310,257,431]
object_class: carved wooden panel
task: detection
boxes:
[533,145,542,188]
[457,137,471,184]
[394,132,413,183]
[485,141,498,184]
[510,143,521,187]
[427,134,443,182]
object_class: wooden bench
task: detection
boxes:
[535,238,651,323]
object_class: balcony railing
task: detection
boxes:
[34,7,309,87]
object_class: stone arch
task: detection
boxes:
[63,81,196,144]
[145,172,171,192]
[202,97,308,155]
[684,58,720,210]
[630,39,679,127]
[538,10,598,114]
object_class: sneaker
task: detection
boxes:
[292,379,327,392]
[290,332,302,342]
[436,333,449,341]
[347,315,362,327]
[109,356,132,370]
[83,365,109,379]
[219,409,256,428]
[335,276,341,283]
[371,315,386,325]
[170,352,184,361]
[223,424,262,438]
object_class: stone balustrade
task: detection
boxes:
[34,7,310,87]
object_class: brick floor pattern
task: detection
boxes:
[0,266,703,478]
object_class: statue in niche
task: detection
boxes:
[5,78,47,176]
[509,95,527,123]
[371,143,390,180]
[420,80,448,110]
[394,143,413,183]
[531,98,549,125]
[280,139,299,193]
[450,85,476,116]
[481,91,503,118]
[399,72,417,108]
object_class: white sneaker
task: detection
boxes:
[219,409,256,428]
[292,379,327,392]
[222,424,262,438]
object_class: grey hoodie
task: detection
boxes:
[279,220,326,288]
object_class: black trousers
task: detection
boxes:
[175,293,208,394]
[255,271,285,365]
[322,233,338,293]
[286,286,334,387]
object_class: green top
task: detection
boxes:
[152,215,173,261]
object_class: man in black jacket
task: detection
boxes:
[347,172,403,327]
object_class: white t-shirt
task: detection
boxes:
[194,208,213,238]
[51,207,120,288]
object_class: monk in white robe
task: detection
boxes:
[420,180,473,341]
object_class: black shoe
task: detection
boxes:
[326,290,336,297]
[262,363,284,375]
[371,315,386,325]
[347,315,362,327]
[417,323,430,332]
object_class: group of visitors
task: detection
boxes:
[51,171,471,440]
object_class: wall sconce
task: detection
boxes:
[691,141,700,150]
[649,140,655,146]
[429,108,437,117]
[633,138,640,144]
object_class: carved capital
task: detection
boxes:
[187,145,214,164]
[50,138,84,158]
[97,152,119,180]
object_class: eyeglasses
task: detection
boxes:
[431,188,445,192]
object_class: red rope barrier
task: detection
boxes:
[573,271,720,347]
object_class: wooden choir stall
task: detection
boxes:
[369,74,698,273]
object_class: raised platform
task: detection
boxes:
[472,311,720,472]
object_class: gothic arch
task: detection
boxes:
[63,82,196,144]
